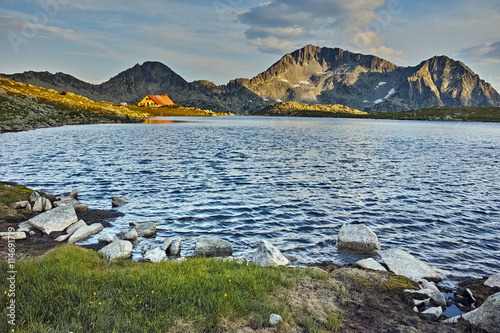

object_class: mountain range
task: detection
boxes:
[2,45,499,114]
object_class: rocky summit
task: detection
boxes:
[2,45,499,114]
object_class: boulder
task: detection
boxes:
[252,240,291,267]
[17,221,33,233]
[356,258,387,271]
[269,313,283,326]
[0,232,27,241]
[337,223,380,252]
[484,273,500,288]
[98,240,133,260]
[66,219,87,235]
[194,237,233,257]
[32,196,44,212]
[11,201,31,210]
[55,234,71,242]
[377,248,446,282]
[68,223,103,244]
[445,292,500,332]
[284,254,299,263]
[421,279,446,307]
[28,205,78,235]
[161,238,173,252]
[99,232,116,244]
[141,243,156,255]
[421,306,443,320]
[53,197,88,211]
[167,237,181,256]
[29,191,41,204]
[111,196,128,207]
[132,222,156,237]
[117,228,138,241]
[143,247,167,263]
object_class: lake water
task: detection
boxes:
[1,117,499,289]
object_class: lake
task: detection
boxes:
[1,116,499,289]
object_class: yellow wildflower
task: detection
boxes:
[224,294,227,297]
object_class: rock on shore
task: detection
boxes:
[252,240,290,267]
[98,240,133,260]
[27,205,78,235]
[337,223,380,252]
[194,237,233,257]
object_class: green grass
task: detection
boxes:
[0,245,315,332]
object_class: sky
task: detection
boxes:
[1,0,500,91]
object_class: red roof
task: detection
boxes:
[148,94,174,106]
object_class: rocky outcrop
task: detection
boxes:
[98,240,133,260]
[484,273,500,288]
[252,240,291,267]
[131,222,156,237]
[445,292,500,332]
[378,248,446,282]
[194,237,233,257]
[27,205,78,235]
[337,223,380,252]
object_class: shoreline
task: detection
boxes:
[1,181,499,332]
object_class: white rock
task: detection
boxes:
[32,196,44,212]
[66,219,87,235]
[414,298,430,307]
[445,292,500,332]
[17,221,33,233]
[484,273,500,288]
[53,197,88,211]
[99,232,116,243]
[132,222,156,237]
[0,232,26,241]
[194,237,233,257]
[68,223,104,244]
[55,234,71,242]
[269,313,283,325]
[42,197,52,211]
[143,247,167,263]
[421,306,442,320]
[117,228,138,241]
[377,248,446,282]
[29,191,41,204]
[28,231,35,236]
[98,240,133,260]
[141,243,156,255]
[421,279,447,307]
[337,223,380,252]
[161,238,173,251]
[252,240,291,267]
[356,258,387,271]
[11,201,30,209]
[167,237,181,256]
[28,205,78,235]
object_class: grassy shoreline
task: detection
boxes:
[0,181,489,332]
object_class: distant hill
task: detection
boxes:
[2,45,500,114]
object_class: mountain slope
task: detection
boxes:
[2,45,499,114]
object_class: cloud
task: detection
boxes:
[459,41,500,63]
[237,0,390,54]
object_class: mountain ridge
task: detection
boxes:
[2,45,499,114]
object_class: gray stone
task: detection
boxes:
[32,196,44,212]
[42,197,52,211]
[98,240,133,260]
[484,273,500,288]
[111,196,128,207]
[252,240,291,267]
[377,248,446,282]
[421,279,446,307]
[269,313,283,326]
[141,243,157,255]
[337,223,380,252]
[53,197,88,211]
[132,222,156,237]
[143,247,167,263]
[167,237,181,256]
[55,234,71,242]
[444,292,500,332]
[29,191,41,204]
[284,254,299,263]
[414,298,431,307]
[28,205,78,235]
[17,221,33,233]
[161,238,173,252]
[1,232,26,241]
[117,228,138,241]
[68,223,104,244]
[28,230,35,236]
[69,189,78,198]
[11,201,31,210]
[421,306,443,320]
[66,219,87,235]
[194,237,233,257]
[99,232,116,244]
[356,258,387,271]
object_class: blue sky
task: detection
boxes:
[1,0,500,91]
